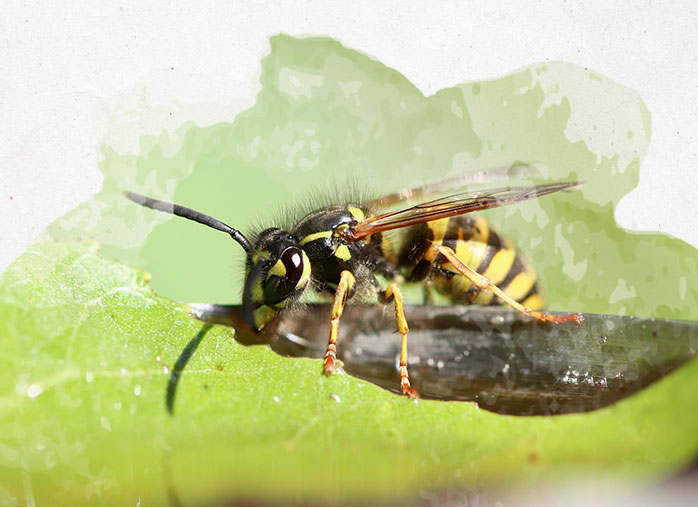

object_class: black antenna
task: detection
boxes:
[125,191,252,254]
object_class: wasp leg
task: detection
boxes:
[324,270,356,375]
[380,282,420,399]
[425,244,584,325]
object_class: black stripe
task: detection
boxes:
[497,255,526,291]
[474,230,501,273]
[486,228,502,249]
[520,283,540,303]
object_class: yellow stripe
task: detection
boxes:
[347,206,365,221]
[334,244,351,261]
[468,242,488,270]
[454,239,473,266]
[381,234,394,259]
[482,248,516,285]
[503,270,537,301]
[440,240,487,276]
[473,289,494,305]
[299,230,332,245]
[521,293,545,311]
[428,218,450,244]
[449,274,472,297]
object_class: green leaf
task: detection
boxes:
[2,241,698,505]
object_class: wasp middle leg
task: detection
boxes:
[379,282,419,399]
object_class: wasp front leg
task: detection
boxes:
[424,244,584,325]
[324,270,356,375]
[379,282,420,399]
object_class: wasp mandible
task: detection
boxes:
[126,178,583,399]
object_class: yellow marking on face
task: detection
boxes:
[347,206,365,221]
[253,305,277,330]
[334,244,351,261]
[299,230,332,245]
[503,270,537,301]
[482,248,516,285]
[268,259,286,277]
[472,218,490,243]
[521,293,545,311]
[297,251,312,289]
[427,217,450,244]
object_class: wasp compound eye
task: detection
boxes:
[280,247,304,285]
[263,246,306,305]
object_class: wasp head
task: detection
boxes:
[242,228,311,331]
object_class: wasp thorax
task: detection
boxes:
[242,228,311,330]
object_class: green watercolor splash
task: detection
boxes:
[48,35,696,320]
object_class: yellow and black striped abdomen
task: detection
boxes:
[397,215,545,310]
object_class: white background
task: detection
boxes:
[2,1,697,272]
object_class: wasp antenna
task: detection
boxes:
[124,191,252,254]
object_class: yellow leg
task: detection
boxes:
[383,282,420,399]
[324,270,356,375]
[426,244,584,325]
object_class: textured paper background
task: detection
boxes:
[2,1,697,271]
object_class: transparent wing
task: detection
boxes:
[367,163,545,208]
[345,181,581,241]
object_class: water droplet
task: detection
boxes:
[27,384,43,399]
[100,416,112,432]
[114,402,122,410]
[599,336,607,344]
[273,396,280,403]
[124,343,128,348]
[330,393,341,403]
[120,368,127,375]
[156,356,162,362]
[134,384,142,396]
[163,365,169,374]
[85,372,94,383]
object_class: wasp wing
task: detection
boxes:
[367,164,544,208]
[347,181,581,241]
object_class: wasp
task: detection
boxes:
[126,177,583,399]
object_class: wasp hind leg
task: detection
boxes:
[380,282,420,399]
[425,244,584,325]
[324,270,356,375]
